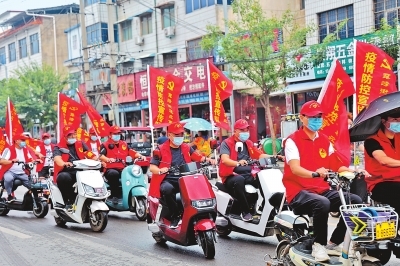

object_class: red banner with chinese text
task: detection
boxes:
[0,130,9,155]
[5,99,24,143]
[77,91,111,137]
[318,59,355,166]
[76,127,90,143]
[208,61,233,130]
[148,66,184,127]
[102,74,135,105]
[58,93,85,136]
[354,40,396,115]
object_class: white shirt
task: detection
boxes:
[90,142,99,157]
[285,132,335,164]
[36,145,53,166]
[1,147,32,174]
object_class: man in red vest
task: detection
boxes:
[364,110,400,214]
[0,134,35,202]
[53,126,96,210]
[99,125,145,203]
[219,119,269,222]
[283,100,368,262]
[87,127,101,157]
[36,133,54,178]
[149,122,214,228]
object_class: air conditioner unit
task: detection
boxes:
[164,26,175,38]
[135,36,144,46]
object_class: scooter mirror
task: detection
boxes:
[108,144,115,149]
[210,139,218,150]
[59,148,70,154]
[235,142,243,153]
[126,156,133,163]
[153,149,161,160]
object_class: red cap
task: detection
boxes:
[110,125,121,134]
[300,100,324,116]
[16,134,29,140]
[234,119,249,130]
[42,133,50,139]
[63,126,76,136]
[89,127,96,134]
[168,122,185,134]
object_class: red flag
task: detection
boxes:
[148,66,184,127]
[354,40,397,115]
[318,59,355,166]
[5,98,24,143]
[58,93,85,136]
[208,61,233,130]
[77,91,111,137]
[0,131,10,155]
[76,127,90,143]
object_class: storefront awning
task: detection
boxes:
[114,16,133,24]
[138,53,155,59]
[158,48,177,54]
[100,105,141,115]
[132,9,153,17]
[270,79,325,96]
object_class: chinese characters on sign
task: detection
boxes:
[102,74,135,105]
[76,128,90,142]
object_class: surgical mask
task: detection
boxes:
[239,132,250,142]
[91,136,98,141]
[44,139,51,145]
[19,141,26,148]
[389,122,400,133]
[111,134,120,142]
[67,138,77,145]
[172,137,184,146]
[307,117,323,132]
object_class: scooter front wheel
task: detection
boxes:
[90,211,108,232]
[366,248,391,265]
[33,200,49,218]
[134,197,147,221]
[199,230,215,259]
[0,199,10,216]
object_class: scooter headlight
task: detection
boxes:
[131,165,142,177]
[191,198,216,209]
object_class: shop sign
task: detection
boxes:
[102,74,135,105]
[140,91,209,109]
[282,114,300,121]
[135,58,209,100]
[287,29,397,82]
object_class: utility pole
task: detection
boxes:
[107,0,120,126]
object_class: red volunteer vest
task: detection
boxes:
[218,135,262,183]
[283,129,342,203]
[148,140,192,198]
[36,143,55,172]
[364,130,400,191]
[0,145,32,180]
[53,140,94,183]
[103,139,136,170]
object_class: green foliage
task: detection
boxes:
[0,63,67,128]
[368,19,399,64]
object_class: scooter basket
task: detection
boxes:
[340,204,398,242]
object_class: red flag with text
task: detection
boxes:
[0,129,9,155]
[208,61,233,130]
[77,91,111,137]
[318,59,355,166]
[354,40,396,115]
[58,93,85,136]
[76,127,90,143]
[5,99,24,143]
[148,66,184,127]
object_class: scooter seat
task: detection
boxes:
[215,182,229,193]
[268,192,285,209]
[12,180,23,191]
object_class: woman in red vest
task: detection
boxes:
[364,110,400,214]
[283,100,369,262]
[36,133,54,178]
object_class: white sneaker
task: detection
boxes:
[312,243,330,262]
[325,243,342,256]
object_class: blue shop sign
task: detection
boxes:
[140,92,209,109]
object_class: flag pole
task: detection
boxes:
[7,97,12,144]
[352,39,358,170]
[57,92,60,143]
[147,65,156,153]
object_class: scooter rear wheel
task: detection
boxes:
[0,199,9,216]
[216,226,232,237]
[366,248,391,265]
[90,211,108,232]
[199,230,215,259]
[33,200,49,218]
[54,216,66,226]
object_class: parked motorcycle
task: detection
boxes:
[147,157,217,259]
[0,161,49,218]
[48,148,110,232]
[104,156,148,221]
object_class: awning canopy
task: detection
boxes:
[114,16,133,24]
[132,9,153,17]
[270,79,325,96]
[138,53,156,59]
[158,48,177,54]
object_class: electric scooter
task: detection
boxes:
[48,148,110,232]
[0,161,49,218]
[147,157,217,259]
[104,156,148,221]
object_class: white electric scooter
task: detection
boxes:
[48,149,110,232]
[212,142,287,240]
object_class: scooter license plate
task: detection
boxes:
[375,221,396,240]
[95,188,103,193]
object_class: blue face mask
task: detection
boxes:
[19,141,26,148]
[44,139,51,145]
[389,122,400,133]
[67,138,77,145]
[172,137,184,146]
[307,117,323,132]
[91,136,98,141]
[111,134,120,142]
[239,132,250,142]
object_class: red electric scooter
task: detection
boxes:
[147,150,217,259]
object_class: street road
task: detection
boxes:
[0,188,398,266]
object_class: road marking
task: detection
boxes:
[0,226,32,239]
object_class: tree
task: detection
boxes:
[0,63,68,129]
[201,0,336,154]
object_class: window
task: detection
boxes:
[72,35,77,50]
[141,14,153,35]
[186,0,221,14]
[121,20,132,41]
[187,38,213,61]
[162,6,175,29]
[69,72,81,90]
[163,53,177,66]
[0,47,5,64]
[18,38,27,59]
[374,0,400,28]
[141,57,154,68]
[114,24,119,43]
[86,23,108,45]
[318,5,354,43]
[8,43,16,62]
[30,33,39,55]
[300,0,305,10]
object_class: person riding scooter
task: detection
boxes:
[219,118,269,222]
[35,133,54,178]
[149,122,215,229]
[87,127,101,157]
[53,126,97,211]
[99,125,146,204]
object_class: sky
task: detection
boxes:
[0,0,78,12]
